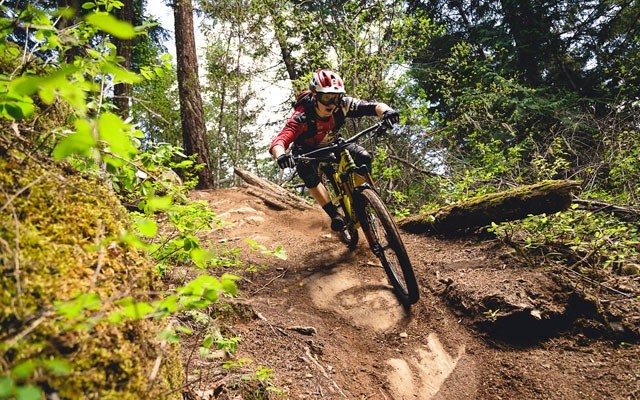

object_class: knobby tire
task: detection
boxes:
[356,188,419,306]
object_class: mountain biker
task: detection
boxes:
[269,69,400,232]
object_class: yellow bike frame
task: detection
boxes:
[323,147,377,230]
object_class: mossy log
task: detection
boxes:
[399,180,581,235]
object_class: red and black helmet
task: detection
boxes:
[309,69,346,94]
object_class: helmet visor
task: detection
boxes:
[317,92,343,106]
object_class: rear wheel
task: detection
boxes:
[320,169,359,249]
[355,188,419,306]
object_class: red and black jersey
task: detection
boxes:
[269,96,378,153]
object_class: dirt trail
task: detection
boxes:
[176,188,639,400]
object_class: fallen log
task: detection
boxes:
[398,180,581,235]
[234,167,314,210]
[573,197,640,222]
[244,186,289,210]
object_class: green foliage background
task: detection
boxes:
[1,0,639,397]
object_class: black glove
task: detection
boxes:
[276,153,295,169]
[381,109,400,128]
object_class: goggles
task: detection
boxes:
[316,92,343,106]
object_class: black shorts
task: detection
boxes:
[295,143,372,189]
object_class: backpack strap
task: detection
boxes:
[293,91,317,146]
[292,90,346,147]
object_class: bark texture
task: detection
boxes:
[113,0,133,117]
[174,0,213,189]
[234,168,314,210]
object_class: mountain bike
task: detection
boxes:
[293,122,419,306]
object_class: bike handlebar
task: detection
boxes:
[292,122,387,162]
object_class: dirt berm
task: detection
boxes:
[172,187,639,400]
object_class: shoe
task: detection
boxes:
[330,215,345,231]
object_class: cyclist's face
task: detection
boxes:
[317,93,341,106]
[315,93,341,117]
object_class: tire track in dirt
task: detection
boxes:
[305,264,468,399]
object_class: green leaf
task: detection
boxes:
[85,13,136,39]
[147,196,173,211]
[135,218,157,238]
[271,245,288,260]
[11,67,84,111]
[11,360,38,380]
[191,247,214,268]
[115,297,135,307]
[102,154,125,168]
[244,238,258,247]
[173,325,194,335]
[54,292,102,319]
[0,93,35,121]
[203,335,214,349]
[98,112,137,159]
[16,385,41,400]
[0,376,14,396]
[101,62,142,84]
[81,2,96,9]
[52,119,96,160]
[157,328,181,342]
[221,279,238,297]
[154,295,179,314]
[42,359,72,375]
[119,231,150,250]
[121,302,154,319]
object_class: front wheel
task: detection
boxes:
[355,188,419,306]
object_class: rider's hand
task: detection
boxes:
[276,153,295,169]
[382,109,400,128]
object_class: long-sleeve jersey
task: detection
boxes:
[269,96,378,152]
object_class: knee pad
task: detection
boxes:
[296,162,321,188]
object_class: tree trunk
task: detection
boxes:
[398,180,580,235]
[174,0,213,189]
[113,0,133,117]
[267,4,297,82]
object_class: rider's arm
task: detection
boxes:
[269,110,306,159]
[342,97,393,118]
[375,102,393,118]
[270,144,286,160]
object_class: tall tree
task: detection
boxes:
[173,0,213,188]
[200,0,273,186]
[113,0,134,116]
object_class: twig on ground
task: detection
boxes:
[255,311,288,337]
[162,375,223,397]
[90,220,104,285]
[303,348,347,398]
[147,321,173,393]
[287,326,317,336]
[7,312,52,348]
[185,322,207,376]
[251,269,288,295]
[0,175,44,213]
[559,264,636,298]
[9,205,23,312]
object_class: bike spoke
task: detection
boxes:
[357,188,419,306]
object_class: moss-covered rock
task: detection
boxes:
[0,138,183,398]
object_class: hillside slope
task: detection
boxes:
[175,187,639,399]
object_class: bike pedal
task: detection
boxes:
[341,229,352,242]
